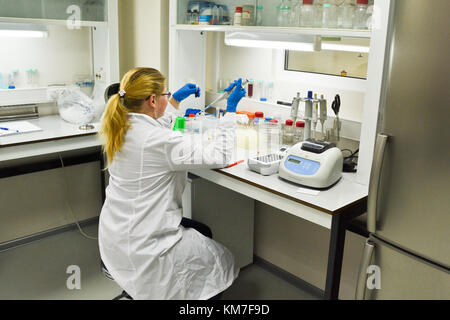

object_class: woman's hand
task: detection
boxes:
[172,83,200,102]
[226,78,246,113]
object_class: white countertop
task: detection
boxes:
[0,116,368,223]
[0,115,100,147]
[0,115,102,162]
[219,163,367,213]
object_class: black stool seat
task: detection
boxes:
[101,260,133,300]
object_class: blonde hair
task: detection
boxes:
[99,67,166,166]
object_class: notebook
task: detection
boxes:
[0,121,43,137]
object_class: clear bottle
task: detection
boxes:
[254,112,265,129]
[353,0,369,29]
[313,1,323,27]
[291,0,301,27]
[278,0,292,27]
[191,9,199,25]
[300,0,314,27]
[242,5,255,26]
[322,0,338,28]
[294,121,305,143]
[340,1,354,29]
[283,119,294,145]
[257,80,266,101]
[256,5,263,26]
[212,5,220,25]
[233,6,242,26]
[266,81,274,102]
[276,0,282,26]
[268,120,281,152]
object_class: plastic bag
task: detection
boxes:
[91,83,108,122]
[57,87,94,124]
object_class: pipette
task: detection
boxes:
[200,79,249,114]
[312,93,319,140]
[304,91,313,140]
[319,94,328,139]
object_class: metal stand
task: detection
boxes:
[324,199,367,300]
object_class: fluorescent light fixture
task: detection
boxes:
[321,43,370,53]
[0,23,48,38]
[225,32,321,52]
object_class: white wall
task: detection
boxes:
[118,0,169,78]
[207,32,366,125]
[0,25,91,88]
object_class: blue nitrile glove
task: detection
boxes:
[226,78,246,113]
[224,79,239,92]
[172,83,200,102]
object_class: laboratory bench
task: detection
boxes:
[0,114,368,300]
[189,160,368,300]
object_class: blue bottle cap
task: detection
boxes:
[260,98,267,102]
[308,91,313,99]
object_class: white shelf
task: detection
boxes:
[0,87,64,107]
[0,17,108,28]
[173,24,372,38]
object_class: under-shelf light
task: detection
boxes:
[321,43,370,53]
[225,32,321,52]
[0,23,48,38]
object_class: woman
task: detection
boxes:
[98,67,246,300]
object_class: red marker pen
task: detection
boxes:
[226,160,244,168]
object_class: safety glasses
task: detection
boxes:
[145,92,171,101]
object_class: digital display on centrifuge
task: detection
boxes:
[288,158,302,165]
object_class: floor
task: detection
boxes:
[0,223,321,300]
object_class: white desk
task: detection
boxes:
[0,115,105,197]
[1,116,368,300]
[0,115,101,161]
[190,158,368,300]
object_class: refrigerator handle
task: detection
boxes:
[355,239,375,300]
[367,134,389,233]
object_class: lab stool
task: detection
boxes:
[100,260,133,300]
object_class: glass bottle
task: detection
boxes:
[256,5,263,26]
[233,6,242,26]
[266,81,274,102]
[212,5,220,25]
[294,121,305,143]
[247,79,254,98]
[313,1,323,28]
[257,80,266,101]
[300,0,314,27]
[341,1,354,29]
[291,0,302,27]
[278,0,292,27]
[322,0,338,28]
[353,0,369,29]
[268,120,281,152]
[283,119,294,145]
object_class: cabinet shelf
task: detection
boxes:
[173,24,371,38]
[0,17,108,28]
[0,87,66,107]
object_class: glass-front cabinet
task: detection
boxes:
[0,0,108,22]
[176,0,374,31]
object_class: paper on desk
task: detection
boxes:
[296,187,321,196]
[0,121,42,137]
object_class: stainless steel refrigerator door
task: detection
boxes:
[356,236,450,300]
[368,0,450,267]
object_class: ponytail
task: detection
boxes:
[99,67,166,167]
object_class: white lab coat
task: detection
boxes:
[98,104,239,300]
